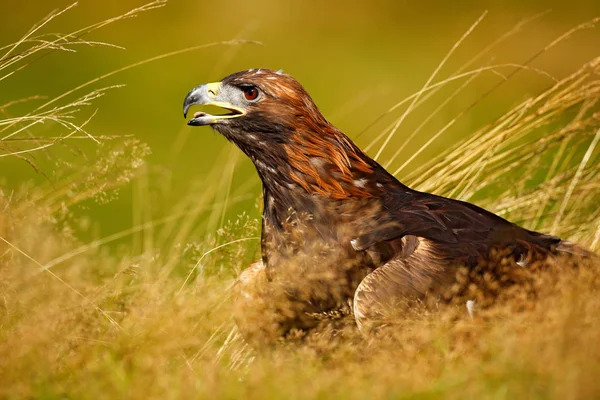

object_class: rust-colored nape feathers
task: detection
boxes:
[283,124,375,199]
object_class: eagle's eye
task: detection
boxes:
[242,86,259,101]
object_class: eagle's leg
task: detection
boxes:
[352,234,465,335]
[232,260,327,345]
[231,261,283,345]
[352,258,436,335]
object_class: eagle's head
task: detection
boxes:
[183,69,327,142]
[183,69,391,200]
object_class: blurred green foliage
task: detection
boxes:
[1,0,599,241]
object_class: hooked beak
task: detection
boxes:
[183,82,245,126]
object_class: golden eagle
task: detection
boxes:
[183,69,594,342]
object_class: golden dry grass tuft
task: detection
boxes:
[1,4,600,400]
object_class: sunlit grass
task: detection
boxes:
[1,3,599,400]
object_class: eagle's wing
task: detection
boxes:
[352,191,560,260]
[351,192,566,334]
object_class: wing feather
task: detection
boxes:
[353,190,560,260]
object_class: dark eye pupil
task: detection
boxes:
[244,87,258,100]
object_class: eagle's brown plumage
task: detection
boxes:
[183,69,595,341]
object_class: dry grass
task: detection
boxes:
[1,4,600,400]
[0,1,168,169]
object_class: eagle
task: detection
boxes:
[183,69,594,342]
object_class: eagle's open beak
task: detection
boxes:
[183,82,246,126]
